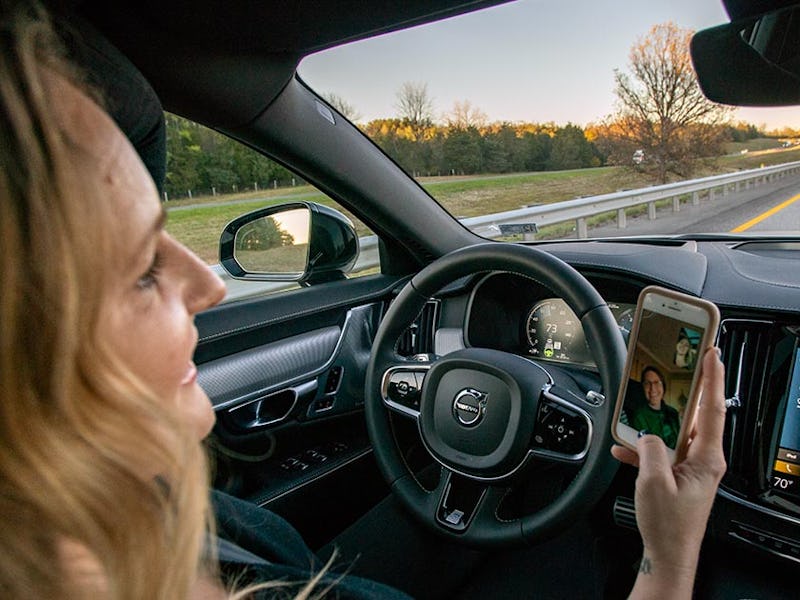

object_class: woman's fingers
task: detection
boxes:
[635,434,675,491]
[611,444,639,467]
[687,348,727,464]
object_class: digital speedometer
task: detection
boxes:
[525,299,636,365]
[526,299,584,362]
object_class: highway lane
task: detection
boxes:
[588,173,800,238]
[730,192,800,233]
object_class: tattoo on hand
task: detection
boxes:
[639,556,652,575]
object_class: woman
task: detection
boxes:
[0,2,228,596]
[674,329,698,370]
[629,366,681,449]
[0,2,726,598]
[0,5,390,598]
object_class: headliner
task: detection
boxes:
[75,0,513,127]
[79,0,513,55]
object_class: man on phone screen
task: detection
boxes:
[629,366,680,448]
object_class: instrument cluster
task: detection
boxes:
[525,298,634,365]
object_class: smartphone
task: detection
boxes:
[612,286,720,463]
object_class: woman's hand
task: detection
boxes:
[612,347,727,599]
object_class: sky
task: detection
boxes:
[299,0,800,131]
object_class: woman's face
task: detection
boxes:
[71,86,226,440]
[676,337,690,355]
[642,369,665,409]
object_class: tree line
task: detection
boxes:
[363,120,604,177]
[164,22,769,199]
[164,110,763,200]
[163,112,611,198]
[164,113,296,200]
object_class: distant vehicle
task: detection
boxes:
[632,149,645,164]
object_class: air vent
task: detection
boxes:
[397,300,440,357]
[613,496,638,531]
[717,319,773,481]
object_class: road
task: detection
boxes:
[588,173,800,238]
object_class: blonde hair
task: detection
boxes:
[0,4,340,599]
[0,3,211,597]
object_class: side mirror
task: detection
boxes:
[219,202,359,284]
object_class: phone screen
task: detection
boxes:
[615,291,710,451]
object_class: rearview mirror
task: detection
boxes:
[219,202,359,284]
[692,5,800,106]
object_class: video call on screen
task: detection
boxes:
[621,311,703,450]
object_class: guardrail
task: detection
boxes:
[217,161,800,301]
[366,160,800,257]
[462,160,800,239]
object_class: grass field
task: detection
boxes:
[166,145,800,264]
[723,137,784,154]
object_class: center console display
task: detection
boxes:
[771,346,800,497]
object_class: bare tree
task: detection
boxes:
[607,22,731,183]
[323,93,362,122]
[395,81,434,140]
[445,100,488,130]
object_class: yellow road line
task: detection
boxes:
[731,192,800,233]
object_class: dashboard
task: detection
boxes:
[445,240,800,572]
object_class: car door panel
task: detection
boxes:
[200,326,342,411]
[195,274,405,362]
[196,276,406,547]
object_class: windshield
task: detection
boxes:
[299,0,800,241]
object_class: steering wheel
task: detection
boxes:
[365,243,626,547]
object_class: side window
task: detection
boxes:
[162,114,378,301]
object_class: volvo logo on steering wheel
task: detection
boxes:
[452,388,488,427]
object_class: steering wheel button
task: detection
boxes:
[387,371,421,407]
[413,371,426,389]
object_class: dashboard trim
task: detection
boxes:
[718,486,800,527]
[728,531,800,565]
